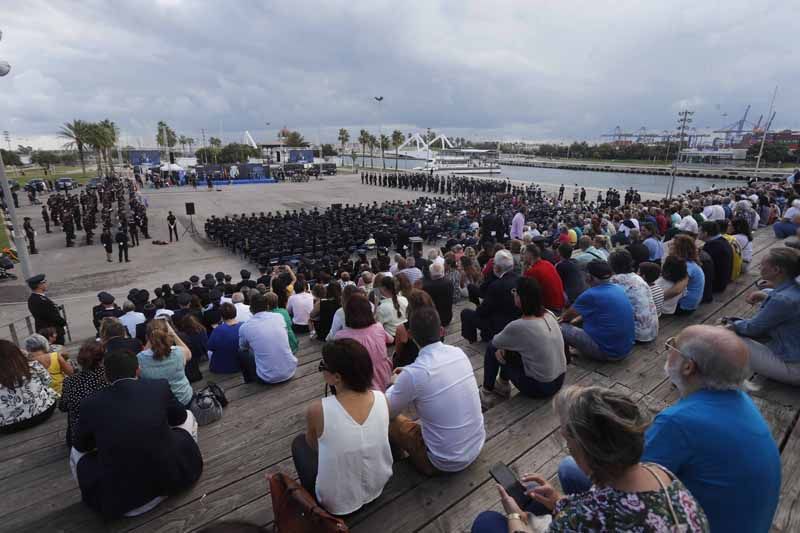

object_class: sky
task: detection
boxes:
[1,0,798,150]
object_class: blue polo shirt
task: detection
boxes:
[642,389,781,533]
[572,282,634,358]
[207,322,243,374]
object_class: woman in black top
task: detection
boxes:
[59,340,108,447]
[176,314,207,383]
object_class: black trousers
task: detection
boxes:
[291,434,318,497]
[118,244,129,262]
[168,225,178,242]
[460,308,492,343]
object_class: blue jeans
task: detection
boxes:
[470,457,591,533]
[559,323,628,361]
[483,343,565,398]
[471,484,551,533]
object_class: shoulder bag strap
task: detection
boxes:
[641,463,682,530]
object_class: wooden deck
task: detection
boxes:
[2,229,798,532]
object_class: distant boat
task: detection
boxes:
[413,148,501,175]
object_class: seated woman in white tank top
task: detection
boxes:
[291,339,394,515]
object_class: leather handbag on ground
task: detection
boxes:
[190,387,223,426]
[267,472,349,533]
[205,380,229,407]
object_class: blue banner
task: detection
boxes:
[129,150,161,166]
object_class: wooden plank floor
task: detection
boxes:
[2,229,798,533]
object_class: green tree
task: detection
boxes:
[58,119,90,174]
[747,142,790,164]
[0,149,22,166]
[156,121,177,148]
[218,143,259,164]
[178,135,188,154]
[30,150,60,166]
[195,147,220,165]
[208,136,222,148]
[391,130,405,170]
[16,145,33,155]
[367,134,377,167]
[337,128,350,154]
[321,144,337,157]
[186,137,195,154]
[379,134,390,169]
[358,129,370,166]
[284,131,308,147]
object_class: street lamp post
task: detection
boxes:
[374,96,384,170]
[0,31,33,280]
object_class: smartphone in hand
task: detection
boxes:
[490,462,533,508]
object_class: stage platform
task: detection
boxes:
[210,178,277,185]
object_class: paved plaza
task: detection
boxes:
[0,172,433,341]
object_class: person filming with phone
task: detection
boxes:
[471,385,709,533]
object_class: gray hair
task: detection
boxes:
[494,250,514,273]
[681,335,749,390]
[122,300,135,313]
[361,271,374,283]
[231,292,245,304]
[554,385,650,485]
[427,249,439,261]
[430,262,445,279]
[24,333,50,353]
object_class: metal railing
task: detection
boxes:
[0,304,72,345]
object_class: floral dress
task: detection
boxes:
[550,467,709,532]
[611,273,659,343]
[0,361,58,428]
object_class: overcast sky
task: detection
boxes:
[1,0,798,149]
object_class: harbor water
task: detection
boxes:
[346,156,748,196]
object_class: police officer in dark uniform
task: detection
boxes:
[115,225,130,262]
[23,217,37,255]
[92,291,123,332]
[26,274,67,344]
[100,226,114,262]
[167,211,178,242]
[41,205,51,233]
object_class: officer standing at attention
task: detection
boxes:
[41,205,51,233]
[26,274,67,345]
[115,225,130,263]
[23,217,38,255]
[167,211,179,242]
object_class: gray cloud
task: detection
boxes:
[1,0,797,148]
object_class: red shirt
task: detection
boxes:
[524,260,565,311]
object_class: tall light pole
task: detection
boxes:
[754,86,778,176]
[374,96,384,169]
[0,30,33,280]
[667,110,693,198]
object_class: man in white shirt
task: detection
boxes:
[702,198,726,222]
[678,208,699,235]
[118,300,145,338]
[231,292,253,323]
[238,294,297,384]
[386,306,485,475]
[286,280,314,333]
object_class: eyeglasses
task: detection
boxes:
[318,360,329,373]
[664,336,691,360]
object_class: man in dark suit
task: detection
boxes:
[26,274,67,344]
[92,291,124,333]
[115,225,130,263]
[70,350,203,519]
[461,250,521,343]
[423,262,454,326]
[700,220,733,293]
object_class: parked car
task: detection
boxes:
[86,177,102,190]
[24,179,47,193]
[321,163,337,175]
[55,177,77,191]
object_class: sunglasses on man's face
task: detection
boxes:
[318,360,329,373]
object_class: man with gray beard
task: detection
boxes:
[555,325,781,533]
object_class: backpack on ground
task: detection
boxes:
[722,234,743,281]
[268,472,348,533]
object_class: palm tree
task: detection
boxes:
[379,134,390,169]
[358,129,370,167]
[186,137,195,154]
[58,120,89,174]
[98,119,118,175]
[367,134,377,168]
[391,130,405,171]
[337,128,350,155]
[179,135,188,155]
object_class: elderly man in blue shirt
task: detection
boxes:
[729,247,800,385]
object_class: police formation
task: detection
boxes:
[41,177,149,254]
